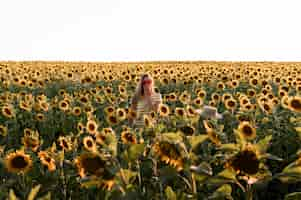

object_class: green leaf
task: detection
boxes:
[285,192,301,200]
[259,153,283,161]
[209,184,233,200]
[165,186,177,200]
[207,169,237,186]
[161,132,183,142]
[255,135,272,154]
[9,189,19,200]
[120,169,137,184]
[217,143,240,152]
[27,184,41,200]
[188,135,208,150]
[190,162,212,176]
[37,192,51,200]
[218,169,237,180]
[128,144,145,161]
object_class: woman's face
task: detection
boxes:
[142,77,153,95]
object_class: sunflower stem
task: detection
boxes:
[191,173,197,194]
[136,160,142,191]
[246,183,253,200]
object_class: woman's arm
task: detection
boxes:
[152,93,162,112]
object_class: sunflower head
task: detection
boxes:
[74,152,115,189]
[58,136,73,152]
[227,144,260,175]
[225,98,237,111]
[83,136,97,152]
[86,120,98,135]
[1,105,15,118]
[203,120,221,146]
[5,150,32,174]
[288,96,301,113]
[121,131,137,144]
[58,100,69,112]
[106,115,118,126]
[22,131,40,152]
[38,151,56,172]
[72,106,82,116]
[179,125,195,136]
[159,104,170,117]
[152,140,185,171]
[237,121,256,140]
[116,108,127,122]
[175,107,186,118]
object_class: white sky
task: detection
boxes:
[0,0,301,62]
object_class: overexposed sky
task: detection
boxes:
[0,0,301,61]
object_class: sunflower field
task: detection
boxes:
[1,61,301,200]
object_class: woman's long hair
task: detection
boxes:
[131,73,155,105]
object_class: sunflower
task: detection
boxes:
[237,121,256,140]
[36,113,45,122]
[226,144,260,175]
[216,82,225,90]
[19,100,32,112]
[38,151,56,172]
[247,89,256,98]
[106,115,118,126]
[22,134,40,152]
[203,120,221,146]
[211,92,221,103]
[83,136,97,152]
[281,96,289,109]
[288,96,301,113]
[39,101,49,112]
[77,122,85,134]
[175,107,186,118]
[58,100,69,112]
[158,104,170,117]
[153,140,184,171]
[278,89,288,98]
[104,106,115,116]
[193,97,204,107]
[168,93,177,102]
[118,85,127,96]
[230,80,240,89]
[239,97,251,106]
[250,78,259,87]
[1,105,15,118]
[72,106,82,116]
[95,131,106,145]
[186,105,197,117]
[79,96,89,104]
[84,104,94,113]
[197,90,207,99]
[259,102,273,115]
[86,120,98,135]
[127,108,137,121]
[144,115,154,128]
[5,150,32,174]
[179,91,191,104]
[74,152,106,178]
[121,131,137,144]
[0,125,7,136]
[225,98,237,111]
[222,93,232,103]
[179,125,195,136]
[58,136,73,152]
[116,108,127,122]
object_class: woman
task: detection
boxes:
[128,73,162,128]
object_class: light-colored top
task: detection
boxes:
[195,105,223,120]
[133,92,162,128]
